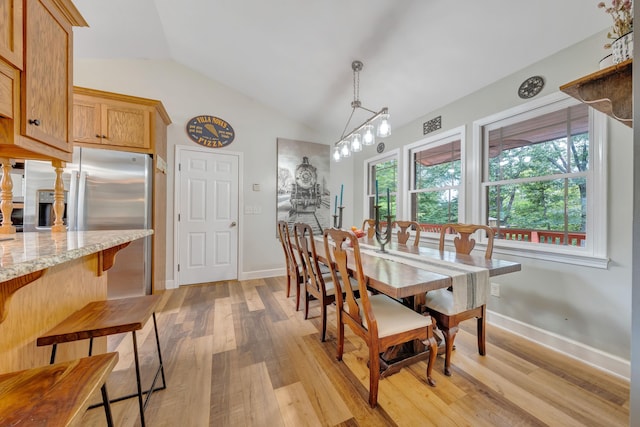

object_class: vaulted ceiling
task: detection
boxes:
[72,0,611,140]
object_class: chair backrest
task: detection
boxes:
[294,222,328,295]
[439,223,495,259]
[391,220,421,246]
[324,228,378,337]
[277,220,299,275]
[362,219,376,239]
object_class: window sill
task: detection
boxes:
[492,244,609,269]
[420,235,610,269]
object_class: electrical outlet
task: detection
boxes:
[490,282,500,297]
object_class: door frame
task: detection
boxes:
[173,144,244,288]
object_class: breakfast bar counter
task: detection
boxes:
[0,229,153,374]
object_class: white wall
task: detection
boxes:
[343,30,633,371]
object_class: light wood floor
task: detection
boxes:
[81,277,629,426]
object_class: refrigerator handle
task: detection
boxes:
[67,170,79,231]
[77,171,88,231]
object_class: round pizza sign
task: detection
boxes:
[186,115,235,148]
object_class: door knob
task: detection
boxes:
[230,221,237,227]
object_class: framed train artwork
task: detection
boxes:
[276,138,331,237]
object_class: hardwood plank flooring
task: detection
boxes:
[81,277,629,426]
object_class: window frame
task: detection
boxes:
[363,148,401,220]
[403,125,466,233]
[470,92,608,268]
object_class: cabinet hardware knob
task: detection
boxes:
[102,135,107,139]
[28,119,40,126]
[95,134,101,138]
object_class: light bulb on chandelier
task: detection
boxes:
[332,60,390,161]
[351,133,363,152]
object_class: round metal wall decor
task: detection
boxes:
[377,142,385,153]
[186,115,235,148]
[517,76,545,99]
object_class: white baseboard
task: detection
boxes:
[487,310,630,380]
[164,279,176,290]
[239,268,284,281]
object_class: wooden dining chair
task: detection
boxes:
[391,220,421,246]
[293,222,337,342]
[324,228,437,408]
[277,220,303,311]
[362,219,376,239]
[424,223,495,376]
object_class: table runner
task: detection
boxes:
[358,242,489,312]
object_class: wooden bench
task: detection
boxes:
[0,352,118,426]
[37,295,166,427]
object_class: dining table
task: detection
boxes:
[311,234,522,376]
[313,235,521,308]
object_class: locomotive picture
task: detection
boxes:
[277,138,331,235]
[290,157,322,213]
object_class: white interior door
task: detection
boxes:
[178,149,238,285]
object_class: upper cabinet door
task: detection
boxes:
[0,0,23,70]
[21,0,73,154]
[72,94,102,145]
[102,101,151,150]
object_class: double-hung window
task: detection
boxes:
[407,127,464,229]
[473,93,607,266]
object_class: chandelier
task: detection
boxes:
[332,60,390,162]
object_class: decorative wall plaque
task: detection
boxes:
[186,115,235,148]
[423,116,442,135]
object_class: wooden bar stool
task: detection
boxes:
[0,352,118,426]
[37,295,167,427]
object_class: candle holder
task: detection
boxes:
[373,204,392,253]
[333,206,344,229]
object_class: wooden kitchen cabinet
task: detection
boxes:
[0,0,23,70]
[0,59,18,119]
[73,85,171,293]
[73,87,170,154]
[0,0,86,162]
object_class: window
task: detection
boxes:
[472,93,607,266]
[365,151,398,219]
[407,127,464,228]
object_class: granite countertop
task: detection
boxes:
[0,230,153,283]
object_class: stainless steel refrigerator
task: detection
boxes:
[24,147,153,298]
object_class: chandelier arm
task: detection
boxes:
[333,107,388,146]
[338,108,356,141]
[357,105,378,115]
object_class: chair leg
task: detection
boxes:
[368,345,381,408]
[152,312,167,390]
[441,325,459,377]
[49,344,58,364]
[425,328,438,387]
[101,383,114,427]
[285,271,291,298]
[304,289,310,320]
[320,302,327,342]
[295,277,302,311]
[131,331,146,427]
[477,305,487,356]
[336,315,344,361]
